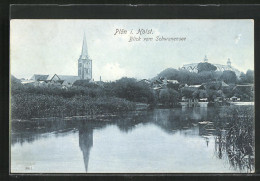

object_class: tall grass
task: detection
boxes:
[214,106,254,172]
[11,93,136,119]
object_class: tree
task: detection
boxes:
[239,72,247,83]
[222,86,233,98]
[156,68,179,80]
[197,62,217,73]
[220,70,237,84]
[246,70,254,83]
[207,89,224,102]
[168,89,180,105]
[159,89,180,106]
[73,79,97,88]
[192,90,208,99]
[154,67,222,85]
[112,77,155,104]
[181,87,194,98]
[233,86,253,101]
[197,71,215,83]
[205,81,222,90]
[11,75,25,95]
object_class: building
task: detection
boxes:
[188,84,206,91]
[181,56,241,77]
[232,84,254,92]
[151,77,179,90]
[78,32,92,80]
[25,33,93,87]
[230,96,241,102]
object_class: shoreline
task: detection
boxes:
[11,102,254,123]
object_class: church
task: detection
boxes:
[78,32,92,80]
[25,33,93,87]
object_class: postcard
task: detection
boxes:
[10,19,254,173]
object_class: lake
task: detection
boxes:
[11,105,254,173]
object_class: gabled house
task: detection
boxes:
[47,74,61,82]
[27,73,77,88]
[221,81,229,88]
[58,75,80,86]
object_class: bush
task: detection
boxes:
[197,62,217,73]
[109,77,155,104]
[159,89,180,106]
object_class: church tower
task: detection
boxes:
[78,32,92,80]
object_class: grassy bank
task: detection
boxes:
[11,93,136,119]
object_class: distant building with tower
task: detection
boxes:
[180,55,241,77]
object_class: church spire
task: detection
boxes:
[78,31,92,80]
[81,32,88,59]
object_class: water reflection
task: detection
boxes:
[11,106,254,173]
[79,126,93,171]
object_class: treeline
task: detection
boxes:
[11,77,140,119]
[11,76,158,119]
[11,63,254,119]
[155,67,254,85]
[12,77,155,104]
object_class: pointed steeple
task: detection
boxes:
[81,32,89,59]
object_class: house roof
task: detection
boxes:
[47,74,61,81]
[189,85,201,88]
[221,81,229,87]
[30,73,80,85]
[57,75,80,85]
[233,84,254,91]
[139,79,151,84]
[200,98,208,100]
[236,84,254,87]
[167,80,179,84]
[30,74,49,81]
[21,80,35,84]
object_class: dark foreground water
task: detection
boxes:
[11,105,254,173]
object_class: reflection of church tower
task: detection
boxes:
[79,127,93,172]
[78,32,92,80]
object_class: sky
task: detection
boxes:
[10,20,254,81]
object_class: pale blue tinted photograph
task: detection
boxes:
[10,20,254,173]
